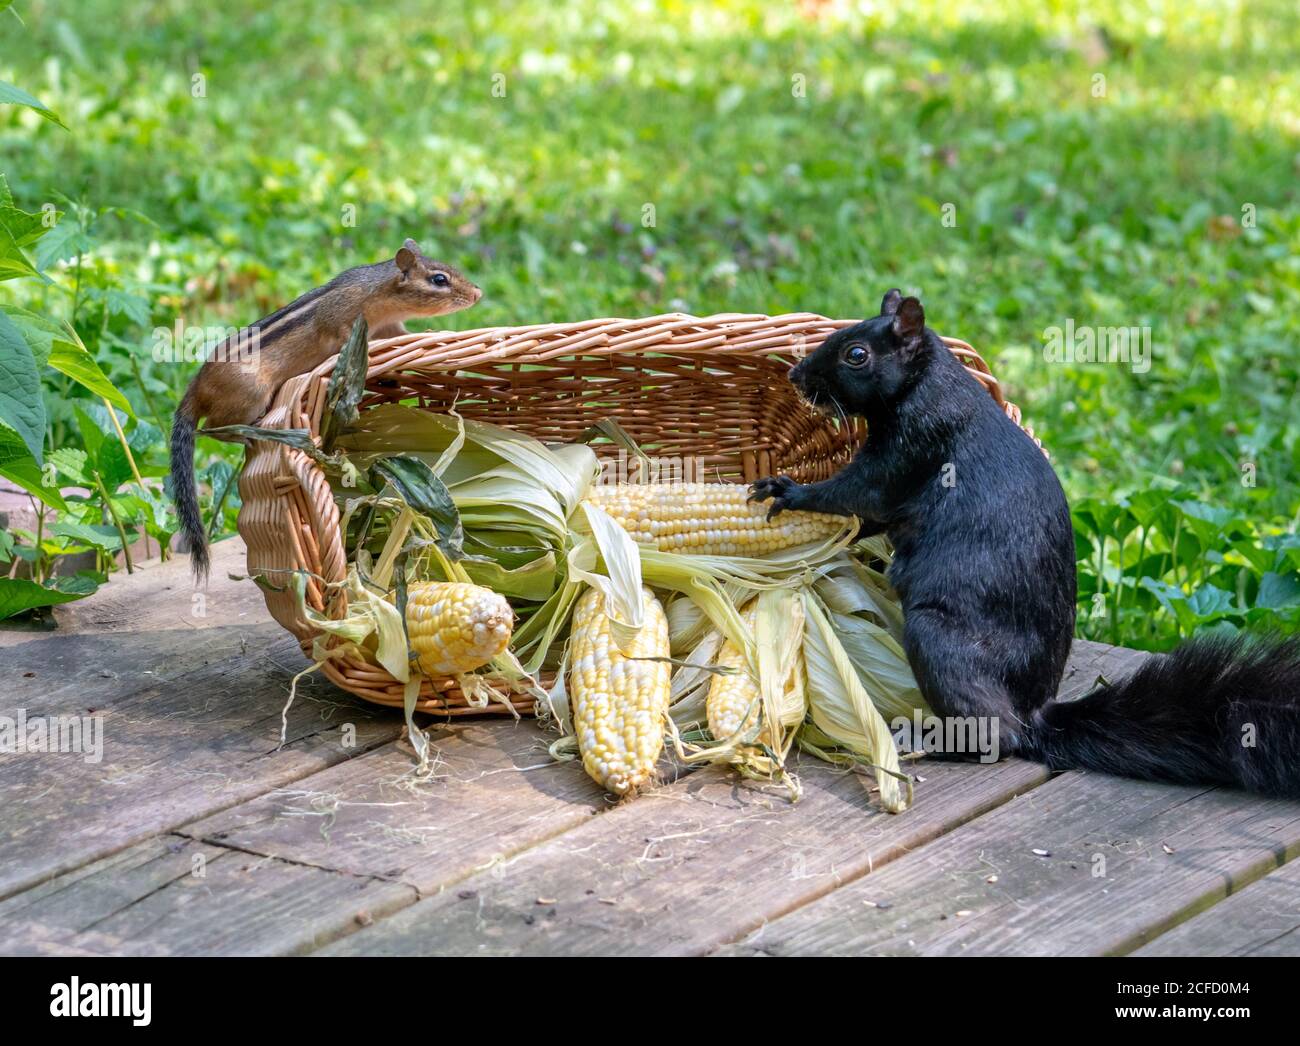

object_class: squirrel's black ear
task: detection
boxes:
[880,289,903,316]
[892,297,925,343]
[395,244,418,275]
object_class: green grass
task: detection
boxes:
[2,0,1299,645]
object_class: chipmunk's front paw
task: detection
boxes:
[749,475,803,519]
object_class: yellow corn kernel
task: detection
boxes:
[706,601,769,745]
[585,482,851,557]
[405,581,513,676]
[568,585,671,795]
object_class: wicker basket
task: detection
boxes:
[237,313,1033,716]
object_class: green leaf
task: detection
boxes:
[320,315,369,452]
[199,423,336,466]
[0,193,56,250]
[0,305,63,364]
[47,446,90,484]
[1124,489,1171,529]
[371,455,464,559]
[1185,583,1236,620]
[0,424,66,510]
[1171,500,1239,548]
[104,288,151,326]
[33,218,89,270]
[0,576,93,620]
[48,337,135,416]
[0,80,68,129]
[72,402,136,492]
[1139,578,1196,632]
[1257,572,1300,610]
[72,404,106,462]
[49,520,123,552]
[0,309,46,465]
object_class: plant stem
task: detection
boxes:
[94,469,135,574]
[32,497,46,584]
[206,470,235,540]
[127,349,168,436]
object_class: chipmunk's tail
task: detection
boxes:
[170,390,210,582]
[1022,633,1300,796]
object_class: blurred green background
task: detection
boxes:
[1,0,1298,646]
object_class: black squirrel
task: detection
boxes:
[751,289,1300,796]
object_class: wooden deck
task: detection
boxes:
[2,538,1297,957]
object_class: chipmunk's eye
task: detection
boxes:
[844,345,869,366]
[431,272,450,287]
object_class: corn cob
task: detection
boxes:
[585,481,851,556]
[404,581,513,676]
[706,601,768,745]
[568,585,671,795]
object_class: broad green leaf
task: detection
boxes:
[1185,583,1236,620]
[49,520,124,552]
[321,315,369,451]
[0,576,95,620]
[0,424,66,510]
[0,80,68,129]
[33,218,89,269]
[1257,572,1300,610]
[48,337,135,416]
[1172,500,1239,548]
[0,305,63,364]
[48,446,90,484]
[1124,489,1171,529]
[371,455,463,559]
[0,310,46,464]
[0,192,56,250]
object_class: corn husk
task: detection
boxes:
[283,403,927,812]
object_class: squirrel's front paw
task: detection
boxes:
[749,475,802,519]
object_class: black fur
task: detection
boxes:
[753,290,1300,796]
[170,391,210,582]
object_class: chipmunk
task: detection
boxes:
[752,289,1300,797]
[170,239,481,581]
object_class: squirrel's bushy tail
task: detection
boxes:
[170,392,210,582]
[1023,633,1300,797]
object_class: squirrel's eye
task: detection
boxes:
[432,272,450,287]
[844,345,869,366]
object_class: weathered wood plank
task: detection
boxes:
[0,835,415,956]
[0,635,1136,954]
[0,722,634,955]
[1134,857,1300,957]
[0,627,402,900]
[177,719,615,888]
[1,538,269,708]
[719,773,1300,956]
[317,754,1050,956]
[1054,639,1150,701]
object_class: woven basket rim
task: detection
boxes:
[236,311,1036,716]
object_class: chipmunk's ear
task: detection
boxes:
[892,296,925,345]
[395,241,420,276]
[880,288,903,316]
